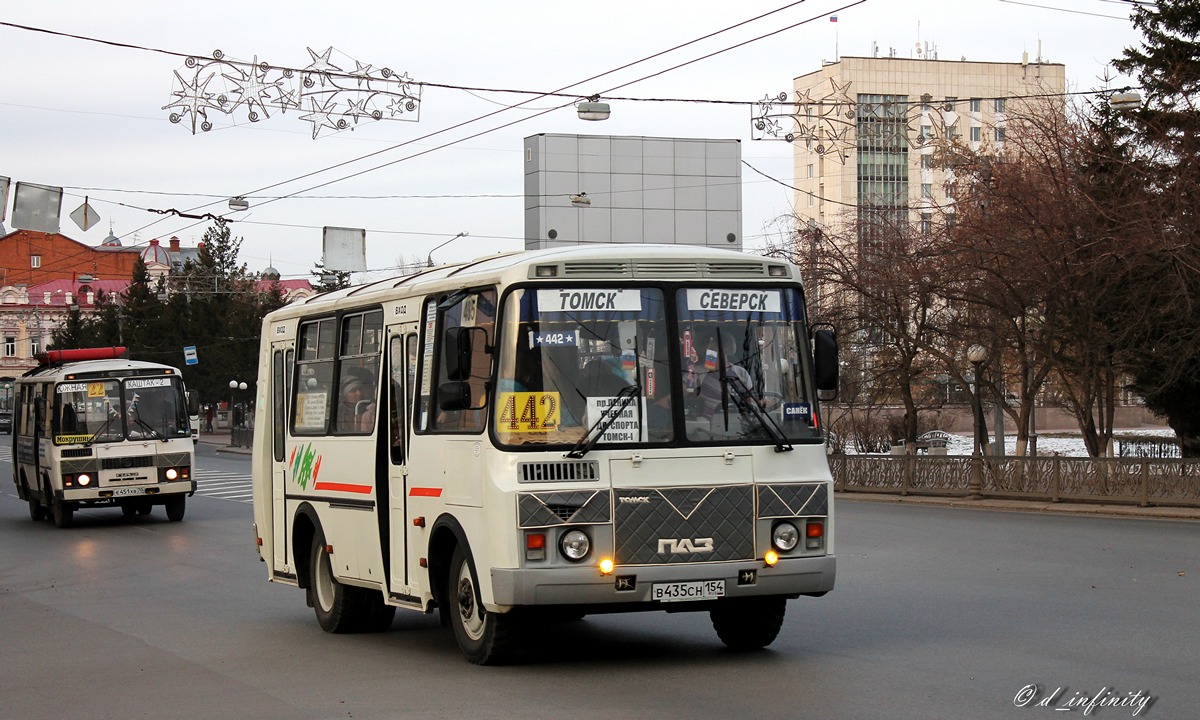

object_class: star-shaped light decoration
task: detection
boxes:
[304,46,342,87]
[351,60,374,88]
[221,56,283,121]
[300,95,342,139]
[163,69,221,133]
[342,97,371,125]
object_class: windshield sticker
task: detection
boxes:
[530,330,578,347]
[782,402,811,422]
[496,392,561,433]
[55,434,95,444]
[126,378,172,389]
[538,289,643,313]
[686,289,781,313]
[587,396,647,443]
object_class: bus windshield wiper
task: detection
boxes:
[85,414,116,446]
[131,411,165,440]
[724,375,793,453]
[566,385,640,459]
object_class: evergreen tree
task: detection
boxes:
[311,259,352,293]
[1110,0,1200,456]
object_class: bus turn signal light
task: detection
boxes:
[764,550,780,567]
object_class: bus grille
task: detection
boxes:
[101,455,154,470]
[518,490,611,527]
[517,460,599,483]
[613,485,754,564]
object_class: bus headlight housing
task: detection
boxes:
[165,468,179,481]
[160,466,190,482]
[771,521,800,552]
[559,529,591,562]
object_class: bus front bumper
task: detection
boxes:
[61,480,196,503]
[490,554,835,607]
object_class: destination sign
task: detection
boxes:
[538,289,642,313]
[686,289,781,313]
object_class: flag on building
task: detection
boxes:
[830,15,838,22]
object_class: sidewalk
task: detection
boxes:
[196,429,253,455]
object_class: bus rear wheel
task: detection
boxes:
[447,545,519,665]
[709,596,787,651]
[28,495,46,522]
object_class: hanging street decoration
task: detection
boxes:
[752,79,949,165]
[164,46,421,139]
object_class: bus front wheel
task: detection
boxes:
[447,545,519,665]
[310,533,358,633]
[165,496,186,522]
[709,596,787,651]
[51,498,74,529]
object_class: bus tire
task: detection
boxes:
[137,502,152,516]
[310,532,360,633]
[51,498,74,529]
[121,504,138,518]
[165,496,186,522]
[710,596,787,651]
[28,493,46,522]
[359,594,397,633]
[447,544,519,665]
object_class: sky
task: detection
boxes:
[0,0,1145,284]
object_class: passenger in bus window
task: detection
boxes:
[337,377,375,432]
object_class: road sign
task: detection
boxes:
[70,201,101,232]
[183,346,199,365]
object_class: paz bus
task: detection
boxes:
[250,244,839,664]
[13,347,196,528]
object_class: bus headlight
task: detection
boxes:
[77,473,92,487]
[165,468,179,481]
[559,529,591,562]
[771,521,800,552]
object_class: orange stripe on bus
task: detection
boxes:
[409,487,443,497]
[313,482,373,494]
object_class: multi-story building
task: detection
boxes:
[0,229,312,374]
[781,55,1065,250]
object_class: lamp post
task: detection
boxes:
[967,345,989,457]
[967,345,988,499]
[427,232,469,267]
[228,380,247,446]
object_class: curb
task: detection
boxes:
[837,491,1200,521]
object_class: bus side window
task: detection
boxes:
[430,289,496,433]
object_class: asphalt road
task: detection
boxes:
[2,445,1196,720]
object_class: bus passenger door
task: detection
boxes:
[386,332,417,595]
[270,345,294,572]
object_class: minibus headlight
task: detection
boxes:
[165,468,179,481]
[772,521,800,552]
[559,529,591,562]
[77,474,92,487]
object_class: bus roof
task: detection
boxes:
[275,244,796,319]
[21,357,184,381]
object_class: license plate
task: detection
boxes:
[111,487,145,497]
[651,580,725,602]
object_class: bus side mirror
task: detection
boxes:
[437,381,472,411]
[186,390,200,416]
[812,325,839,398]
[443,328,473,381]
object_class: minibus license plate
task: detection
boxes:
[112,487,145,497]
[651,580,725,602]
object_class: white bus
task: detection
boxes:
[251,244,839,663]
[13,347,197,528]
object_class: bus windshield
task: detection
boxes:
[492,286,822,449]
[55,377,191,444]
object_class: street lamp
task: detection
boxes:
[229,380,247,429]
[427,231,469,267]
[967,345,989,457]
